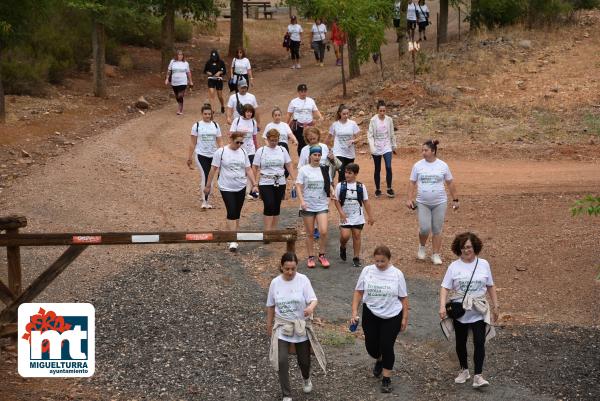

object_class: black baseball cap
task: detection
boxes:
[297,83,307,91]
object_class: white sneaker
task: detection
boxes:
[228,242,238,252]
[296,64,301,69]
[454,369,470,384]
[282,397,292,401]
[472,374,489,388]
[290,65,296,69]
[302,378,313,393]
[201,201,208,209]
[431,253,443,265]
[417,245,427,260]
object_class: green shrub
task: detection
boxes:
[175,18,194,42]
[105,38,123,65]
[118,54,134,72]
[470,0,525,28]
[1,57,48,96]
[526,0,573,26]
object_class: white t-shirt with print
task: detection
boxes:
[441,258,494,324]
[296,165,329,212]
[168,60,190,86]
[356,264,408,319]
[263,122,293,144]
[417,4,430,22]
[211,146,250,192]
[227,92,259,120]
[407,3,418,21]
[335,181,368,226]
[231,57,251,75]
[230,117,258,155]
[287,23,303,41]
[311,23,327,42]
[253,146,292,186]
[287,97,318,125]
[297,143,330,169]
[329,120,360,159]
[192,121,222,157]
[373,118,392,156]
[267,273,317,343]
[409,158,453,206]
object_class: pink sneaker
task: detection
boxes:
[307,256,316,268]
[318,254,330,268]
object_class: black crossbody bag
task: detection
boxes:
[445,258,478,319]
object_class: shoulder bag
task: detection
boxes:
[445,258,478,319]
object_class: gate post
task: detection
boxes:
[0,216,27,295]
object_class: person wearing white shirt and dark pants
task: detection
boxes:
[253,129,295,231]
[287,16,303,69]
[406,139,458,265]
[439,232,499,388]
[350,246,409,394]
[328,104,360,182]
[368,100,397,198]
[230,47,253,90]
[263,107,298,178]
[186,103,223,209]
[311,18,327,66]
[287,84,322,156]
[406,0,419,42]
[204,132,258,252]
[226,78,261,129]
[417,0,430,41]
[164,49,193,115]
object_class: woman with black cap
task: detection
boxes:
[204,49,227,114]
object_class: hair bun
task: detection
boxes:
[433,140,440,145]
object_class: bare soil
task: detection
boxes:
[1,5,599,401]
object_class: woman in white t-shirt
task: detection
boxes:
[230,103,259,200]
[417,0,430,41]
[350,246,408,394]
[266,252,325,401]
[328,104,360,182]
[165,49,194,115]
[296,145,335,269]
[253,129,295,231]
[186,103,223,209]
[368,100,397,198]
[439,232,499,388]
[406,0,419,42]
[204,132,258,252]
[406,140,459,265]
[264,106,298,154]
[310,18,327,66]
[230,47,253,91]
[287,15,303,69]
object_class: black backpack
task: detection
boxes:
[320,165,331,197]
[339,181,364,207]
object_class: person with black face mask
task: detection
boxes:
[204,49,227,114]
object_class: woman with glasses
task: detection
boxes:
[204,132,258,252]
[439,232,499,388]
[253,129,295,231]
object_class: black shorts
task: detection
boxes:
[418,21,428,31]
[407,20,417,30]
[341,224,364,230]
[220,189,246,220]
[172,85,187,95]
[393,19,401,28]
[259,184,286,216]
[207,79,223,90]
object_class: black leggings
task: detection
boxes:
[312,40,325,62]
[259,184,286,216]
[453,319,486,375]
[279,142,290,178]
[197,154,212,201]
[372,152,393,191]
[337,156,355,182]
[362,304,402,370]
[220,188,246,220]
[172,85,187,104]
[292,124,306,156]
[290,40,301,60]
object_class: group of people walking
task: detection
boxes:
[284,15,346,68]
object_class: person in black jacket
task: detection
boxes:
[204,49,227,114]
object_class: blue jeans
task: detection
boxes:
[372,152,393,190]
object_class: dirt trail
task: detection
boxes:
[1,17,599,401]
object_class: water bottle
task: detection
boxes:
[349,317,359,332]
[291,186,297,199]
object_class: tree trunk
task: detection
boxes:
[439,0,448,43]
[92,17,106,98]
[397,0,409,57]
[340,45,347,98]
[229,0,244,57]
[161,0,175,71]
[347,33,360,79]
[0,46,5,123]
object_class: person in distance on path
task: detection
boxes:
[266,252,326,401]
[439,232,499,388]
[230,47,253,91]
[186,103,223,209]
[295,145,335,268]
[287,16,303,69]
[405,139,458,265]
[204,132,258,252]
[204,49,227,114]
[333,163,375,267]
[164,49,193,115]
[367,100,397,198]
[350,245,409,394]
